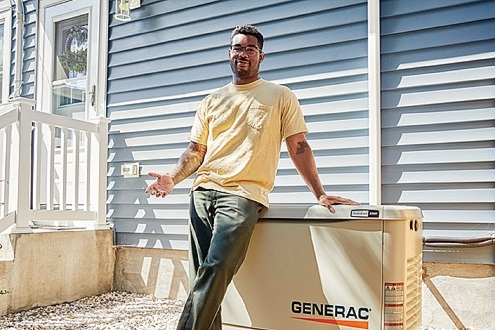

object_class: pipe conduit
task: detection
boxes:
[423,234,495,248]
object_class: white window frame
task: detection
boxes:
[0,1,12,104]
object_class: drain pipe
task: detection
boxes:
[9,0,24,100]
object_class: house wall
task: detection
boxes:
[380,0,495,263]
[10,0,36,99]
[107,0,369,250]
[106,0,494,263]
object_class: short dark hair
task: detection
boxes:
[230,24,264,50]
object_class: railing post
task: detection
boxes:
[93,116,111,230]
[12,99,35,233]
[1,125,12,219]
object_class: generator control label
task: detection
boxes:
[384,282,404,330]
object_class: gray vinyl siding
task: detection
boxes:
[10,0,36,99]
[21,0,36,98]
[380,0,495,263]
[106,0,369,249]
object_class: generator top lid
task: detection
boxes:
[261,204,423,220]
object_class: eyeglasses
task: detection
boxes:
[230,45,262,56]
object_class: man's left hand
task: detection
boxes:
[318,195,360,213]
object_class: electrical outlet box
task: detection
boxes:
[121,162,140,178]
[129,0,141,9]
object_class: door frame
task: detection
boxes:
[36,0,108,119]
[0,1,12,104]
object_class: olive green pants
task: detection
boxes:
[176,188,264,330]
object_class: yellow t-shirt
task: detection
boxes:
[189,79,308,207]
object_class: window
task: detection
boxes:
[52,14,89,120]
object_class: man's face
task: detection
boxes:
[229,34,264,83]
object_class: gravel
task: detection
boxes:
[0,291,184,329]
[0,292,476,330]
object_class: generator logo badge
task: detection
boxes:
[291,301,370,329]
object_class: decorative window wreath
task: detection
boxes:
[60,25,88,74]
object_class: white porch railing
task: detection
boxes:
[0,98,110,233]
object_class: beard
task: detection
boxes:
[230,58,260,80]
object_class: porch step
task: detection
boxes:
[31,222,88,230]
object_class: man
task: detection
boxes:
[146,24,359,330]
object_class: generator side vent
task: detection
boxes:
[405,253,422,329]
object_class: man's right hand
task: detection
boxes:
[146,172,175,198]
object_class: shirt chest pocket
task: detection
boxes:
[247,104,273,130]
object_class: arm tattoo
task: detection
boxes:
[190,143,204,154]
[296,140,310,155]
[169,143,206,185]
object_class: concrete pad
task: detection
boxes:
[422,262,495,330]
[0,230,115,315]
[114,246,189,300]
